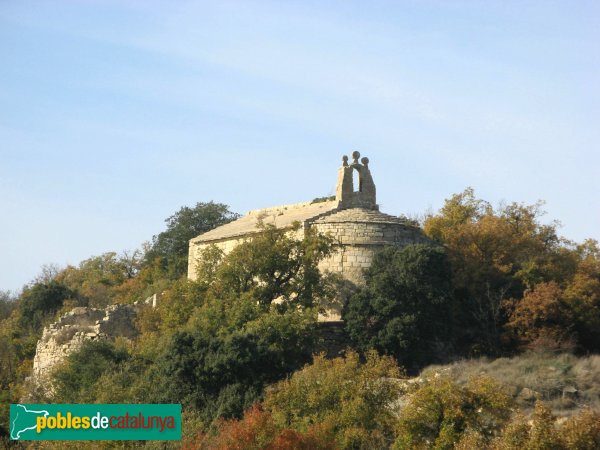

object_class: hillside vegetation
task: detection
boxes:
[423,352,600,416]
[1,190,599,449]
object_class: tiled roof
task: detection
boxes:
[190,200,339,243]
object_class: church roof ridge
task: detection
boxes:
[190,199,339,243]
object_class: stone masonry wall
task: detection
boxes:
[188,237,248,281]
[315,221,429,285]
[188,228,305,281]
[188,214,430,321]
[32,304,140,382]
[313,220,430,319]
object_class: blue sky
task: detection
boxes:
[1,0,599,293]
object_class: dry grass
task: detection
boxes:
[422,352,600,416]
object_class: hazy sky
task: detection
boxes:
[1,1,599,293]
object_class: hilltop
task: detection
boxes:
[1,188,599,449]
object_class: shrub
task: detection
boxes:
[157,297,317,423]
[560,408,600,449]
[393,376,512,450]
[52,340,129,402]
[185,404,336,450]
[264,350,402,449]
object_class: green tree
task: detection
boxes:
[157,301,317,424]
[19,281,74,332]
[154,278,208,332]
[563,239,600,351]
[0,291,17,322]
[85,356,163,405]
[423,188,577,355]
[154,224,334,424]
[52,340,129,402]
[56,252,139,308]
[0,285,76,435]
[209,223,334,308]
[145,202,239,277]
[343,244,454,368]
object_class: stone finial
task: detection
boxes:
[335,153,377,210]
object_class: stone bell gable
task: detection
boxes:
[336,151,377,210]
[188,153,431,320]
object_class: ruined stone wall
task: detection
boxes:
[32,304,140,382]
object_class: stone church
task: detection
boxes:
[187,152,430,320]
[29,153,431,386]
